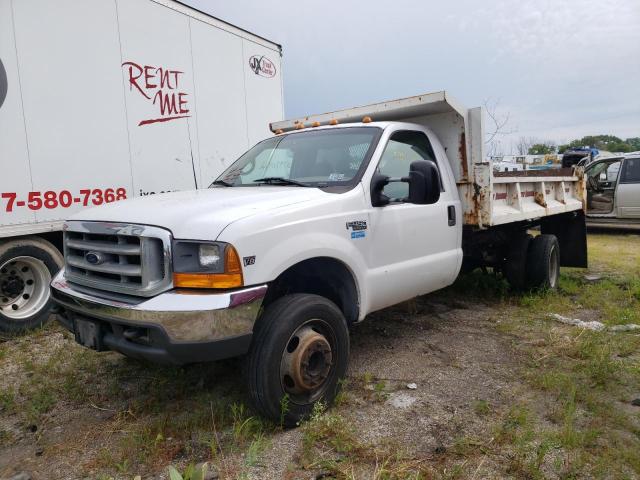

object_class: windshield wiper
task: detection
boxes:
[211,179,233,187]
[253,177,311,187]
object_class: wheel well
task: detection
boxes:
[263,257,359,325]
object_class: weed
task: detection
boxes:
[472,399,490,416]
[279,393,290,428]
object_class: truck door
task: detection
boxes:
[617,157,640,218]
[366,129,461,311]
[585,159,622,215]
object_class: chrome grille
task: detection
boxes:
[63,221,172,297]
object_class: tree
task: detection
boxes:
[625,137,640,150]
[528,143,555,155]
[483,98,516,156]
[515,137,536,155]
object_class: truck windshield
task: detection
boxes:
[211,127,381,188]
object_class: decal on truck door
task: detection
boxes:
[248,55,276,78]
[121,61,190,126]
[0,58,7,109]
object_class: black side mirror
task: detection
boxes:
[407,160,440,204]
[370,160,441,207]
[370,172,390,207]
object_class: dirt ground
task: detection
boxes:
[1,231,639,479]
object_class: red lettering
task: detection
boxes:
[178,93,189,114]
[121,61,151,100]
[159,68,171,89]
[144,65,157,89]
[171,70,183,88]
[153,90,178,115]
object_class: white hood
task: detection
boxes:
[70,187,328,240]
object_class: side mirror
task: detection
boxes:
[370,160,441,207]
[407,160,440,204]
[370,173,391,207]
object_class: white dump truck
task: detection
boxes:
[0,0,283,332]
[51,91,588,424]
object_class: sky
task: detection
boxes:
[187,0,640,154]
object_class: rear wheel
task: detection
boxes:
[526,234,560,290]
[245,294,349,427]
[0,237,63,333]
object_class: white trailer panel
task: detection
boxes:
[0,0,283,235]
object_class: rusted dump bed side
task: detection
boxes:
[270,91,586,229]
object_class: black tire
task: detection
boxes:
[525,234,560,290]
[504,234,532,290]
[0,237,63,333]
[245,294,349,427]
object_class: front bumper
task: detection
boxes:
[50,270,267,364]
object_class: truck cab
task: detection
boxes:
[585,153,640,229]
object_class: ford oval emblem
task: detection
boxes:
[248,55,276,78]
[85,251,105,265]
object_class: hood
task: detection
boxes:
[70,187,328,239]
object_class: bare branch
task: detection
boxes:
[483,98,517,144]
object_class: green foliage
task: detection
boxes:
[167,462,210,480]
[528,143,555,155]
[558,134,639,153]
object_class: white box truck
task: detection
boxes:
[50,91,588,424]
[0,0,283,332]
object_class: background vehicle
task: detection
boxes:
[562,146,599,168]
[51,91,588,424]
[585,153,640,230]
[0,0,283,332]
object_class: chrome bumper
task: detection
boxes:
[50,269,267,343]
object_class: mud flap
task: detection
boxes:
[541,210,588,268]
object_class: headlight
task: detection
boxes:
[172,241,243,289]
[198,243,222,268]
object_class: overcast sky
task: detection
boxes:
[187,0,639,152]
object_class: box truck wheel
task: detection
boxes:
[526,234,560,290]
[0,237,63,333]
[245,294,349,427]
[504,233,532,290]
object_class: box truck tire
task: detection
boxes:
[245,294,349,426]
[0,237,63,333]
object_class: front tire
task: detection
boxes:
[526,234,560,290]
[245,294,349,427]
[0,237,63,333]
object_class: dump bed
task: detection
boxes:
[270,91,585,228]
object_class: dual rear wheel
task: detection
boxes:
[505,234,560,290]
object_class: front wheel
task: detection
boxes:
[245,294,349,427]
[0,237,63,333]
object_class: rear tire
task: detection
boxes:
[245,294,349,427]
[0,237,63,333]
[526,234,560,290]
[504,234,532,290]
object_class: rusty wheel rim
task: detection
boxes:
[280,320,335,404]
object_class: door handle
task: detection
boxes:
[447,205,456,226]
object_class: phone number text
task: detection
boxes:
[1,188,128,213]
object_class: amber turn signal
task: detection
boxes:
[173,245,244,289]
